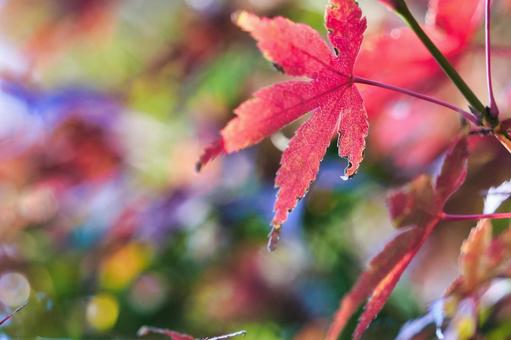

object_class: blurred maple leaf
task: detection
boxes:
[358,0,482,116]
[397,178,511,338]
[327,137,469,340]
[362,0,482,169]
[198,0,369,248]
[446,180,511,296]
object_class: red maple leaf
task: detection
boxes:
[361,0,482,169]
[198,0,368,242]
[358,0,482,117]
[327,137,469,340]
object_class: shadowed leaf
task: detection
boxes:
[328,137,469,339]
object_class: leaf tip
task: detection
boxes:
[341,162,357,181]
[232,10,255,30]
[267,224,281,252]
[340,174,354,181]
[196,139,224,172]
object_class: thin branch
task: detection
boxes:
[485,0,500,117]
[203,330,247,340]
[441,212,511,221]
[0,303,28,326]
[137,326,246,340]
[353,76,480,125]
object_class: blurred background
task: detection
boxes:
[0,0,510,339]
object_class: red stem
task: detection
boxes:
[441,212,511,221]
[485,0,499,117]
[0,303,27,326]
[353,76,480,125]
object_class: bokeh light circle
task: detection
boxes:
[86,293,119,332]
[0,272,30,307]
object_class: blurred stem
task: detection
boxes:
[393,0,487,118]
[137,326,246,340]
[442,212,511,221]
[353,76,479,125]
[0,303,27,326]
[485,0,499,117]
[206,331,247,340]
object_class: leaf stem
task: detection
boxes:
[353,76,479,125]
[205,330,247,340]
[393,0,486,117]
[441,212,511,221]
[0,302,27,326]
[485,0,500,117]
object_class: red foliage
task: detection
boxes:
[360,0,482,168]
[358,0,482,116]
[195,0,511,337]
[199,1,369,231]
[327,137,469,339]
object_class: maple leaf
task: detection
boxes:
[398,179,511,339]
[198,0,368,242]
[370,94,461,169]
[428,0,483,40]
[327,137,468,340]
[358,0,482,117]
[458,219,493,293]
[444,180,511,296]
[357,0,481,169]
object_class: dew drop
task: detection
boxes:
[267,226,281,252]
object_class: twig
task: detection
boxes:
[0,302,28,326]
[201,330,247,340]
[137,326,246,340]
[353,76,479,125]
